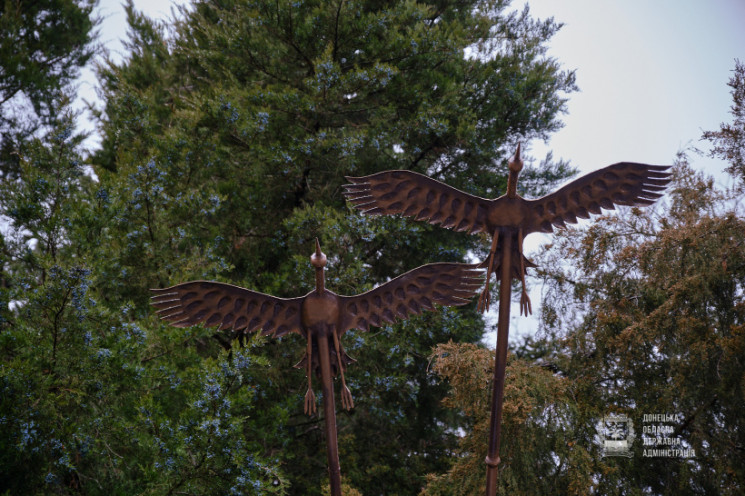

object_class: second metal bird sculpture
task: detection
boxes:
[151,240,483,496]
[343,147,672,495]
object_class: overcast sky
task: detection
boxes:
[525,0,745,182]
[83,0,745,341]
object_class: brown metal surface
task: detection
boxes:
[343,147,672,495]
[151,240,483,496]
[344,145,672,314]
[485,229,512,494]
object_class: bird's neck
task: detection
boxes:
[506,169,519,198]
[315,268,325,293]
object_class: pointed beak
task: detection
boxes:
[509,143,523,172]
[311,238,327,268]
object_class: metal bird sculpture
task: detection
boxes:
[343,147,672,495]
[343,144,672,314]
[151,240,483,496]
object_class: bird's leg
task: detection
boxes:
[478,230,500,313]
[518,227,532,316]
[332,328,354,411]
[303,332,317,415]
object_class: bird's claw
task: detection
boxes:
[303,388,317,415]
[520,289,532,316]
[340,385,354,411]
[478,287,491,313]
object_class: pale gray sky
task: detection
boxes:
[526,0,745,181]
[81,0,745,342]
[509,0,745,339]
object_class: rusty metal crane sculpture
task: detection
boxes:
[343,147,672,495]
[151,240,483,496]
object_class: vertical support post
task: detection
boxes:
[317,334,343,496]
[485,230,512,496]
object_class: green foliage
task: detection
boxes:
[422,341,598,496]
[0,0,96,112]
[87,1,574,493]
[2,0,578,493]
[95,0,575,279]
[0,106,287,494]
[321,481,363,496]
[703,60,745,185]
[130,343,288,495]
[420,61,745,496]
[532,151,745,494]
[0,0,98,177]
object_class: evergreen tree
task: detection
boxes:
[422,341,596,495]
[494,63,745,494]
[533,157,745,494]
[703,60,745,185]
[1,3,287,493]
[91,0,576,493]
[0,108,288,494]
[0,0,98,177]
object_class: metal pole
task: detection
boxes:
[317,334,343,496]
[485,231,512,496]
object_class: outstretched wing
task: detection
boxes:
[344,170,492,234]
[338,263,483,335]
[525,163,672,234]
[151,281,304,338]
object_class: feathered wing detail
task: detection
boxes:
[525,163,672,234]
[344,170,492,234]
[338,263,483,335]
[150,281,304,338]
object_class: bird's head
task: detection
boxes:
[310,238,327,268]
[508,143,523,173]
